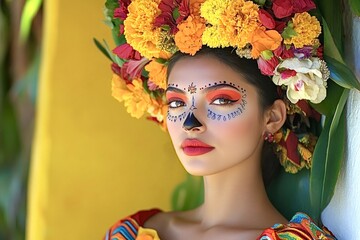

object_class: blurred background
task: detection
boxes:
[0,0,359,239]
[1,0,187,239]
[0,0,42,239]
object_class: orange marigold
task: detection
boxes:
[284,12,321,48]
[112,74,151,119]
[219,0,260,48]
[124,0,163,59]
[190,0,205,15]
[250,28,282,58]
[145,60,167,89]
[174,15,206,55]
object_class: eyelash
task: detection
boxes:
[210,95,239,106]
[167,99,186,109]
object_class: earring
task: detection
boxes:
[263,132,274,143]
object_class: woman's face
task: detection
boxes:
[166,55,267,176]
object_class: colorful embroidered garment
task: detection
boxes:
[104,209,336,240]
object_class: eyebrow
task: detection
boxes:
[202,83,240,93]
[166,83,240,95]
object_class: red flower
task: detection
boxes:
[111,63,122,76]
[178,0,191,23]
[317,45,324,59]
[275,20,287,32]
[273,45,295,59]
[296,100,321,121]
[272,0,293,18]
[257,56,279,76]
[293,0,316,13]
[272,0,316,19]
[280,69,297,79]
[154,0,182,34]
[259,9,276,29]
[113,43,142,60]
[114,0,131,20]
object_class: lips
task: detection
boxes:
[181,139,215,156]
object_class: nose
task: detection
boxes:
[182,112,205,132]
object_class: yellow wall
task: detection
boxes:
[26,0,185,239]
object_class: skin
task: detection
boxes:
[144,55,288,240]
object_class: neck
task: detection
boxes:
[196,153,277,229]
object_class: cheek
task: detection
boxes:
[209,110,262,146]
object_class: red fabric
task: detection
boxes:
[130,209,163,226]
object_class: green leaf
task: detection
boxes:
[171,174,204,211]
[281,22,297,39]
[349,0,360,16]
[322,19,344,63]
[105,0,119,18]
[315,0,343,55]
[93,38,112,61]
[172,7,180,20]
[325,55,360,91]
[19,0,42,42]
[310,88,349,220]
[267,169,312,221]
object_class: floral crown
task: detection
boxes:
[97,0,331,174]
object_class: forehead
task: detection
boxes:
[167,55,247,87]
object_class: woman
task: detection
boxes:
[100,0,336,239]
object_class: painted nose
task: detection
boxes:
[183,112,204,131]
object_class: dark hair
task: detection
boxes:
[167,46,282,186]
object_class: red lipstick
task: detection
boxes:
[181,139,215,156]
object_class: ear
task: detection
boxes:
[264,99,287,134]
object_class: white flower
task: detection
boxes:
[272,57,327,104]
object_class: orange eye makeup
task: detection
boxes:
[205,89,242,103]
[166,92,188,103]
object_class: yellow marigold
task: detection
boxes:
[124,0,162,59]
[148,98,168,123]
[200,0,230,25]
[136,227,160,240]
[145,60,167,89]
[219,0,261,48]
[174,15,206,55]
[202,25,230,48]
[112,74,151,119]
[284,12,321,48]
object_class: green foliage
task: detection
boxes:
[171,174,204,211]
[349,0,360,16]
[20,0,43,42]
[310,89,347,222]
[1,0,41,239]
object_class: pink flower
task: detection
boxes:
[147,80,159,91]
[257,56,279,76]
[121,58,150,81]
[259,9,276,29]
[113,43,142,60]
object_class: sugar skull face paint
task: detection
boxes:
[166,55,266,176]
